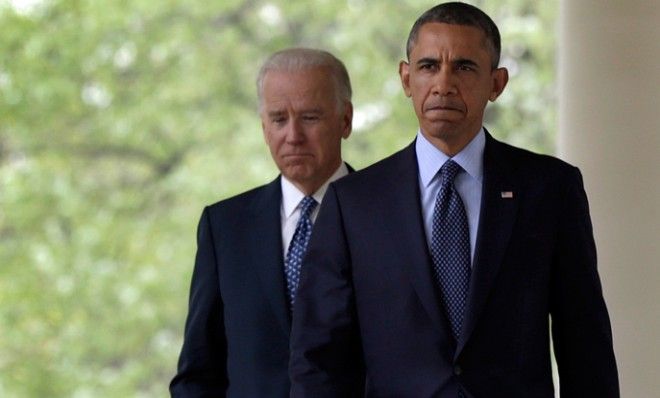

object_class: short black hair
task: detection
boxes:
[406,2,501,69]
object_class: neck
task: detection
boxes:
[421,128,480,157]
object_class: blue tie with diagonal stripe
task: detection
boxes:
[430,159,471,342]
[284,196,318,310]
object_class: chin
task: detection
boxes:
[283,167,313,182]
[423,123,460,139]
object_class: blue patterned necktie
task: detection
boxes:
[430,159,471,341]
[284,196,318,310]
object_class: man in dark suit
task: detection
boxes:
[170,48,353,397]
[289,3,619,397]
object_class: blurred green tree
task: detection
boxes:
[0,0,556,396]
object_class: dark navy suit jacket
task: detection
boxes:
[290,133,619,398]
[170,177,293,397]
[171,164,354,397]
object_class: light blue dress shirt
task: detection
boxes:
[416,129,485,263]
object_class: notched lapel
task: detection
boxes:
[391,145,452,338]
[246,178,292,336]
[457,137,519,356]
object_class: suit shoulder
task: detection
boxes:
[493,139,579,176]
[333,145,413,190]
[205,179,280,218]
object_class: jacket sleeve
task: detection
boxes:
[170,208,228,397]
[289,184,365,398]
[550,167,619,397]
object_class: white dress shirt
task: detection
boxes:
[280,163,349,256]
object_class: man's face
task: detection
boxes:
[400,22,508,155]
[261,67,352,194]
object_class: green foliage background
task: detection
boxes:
[0,0,556,396]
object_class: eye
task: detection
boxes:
[456,61,477,72]
[419,63,438,72]
[301,114,320,123]
[270,116,287,126]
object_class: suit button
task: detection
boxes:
[454,365,463,376]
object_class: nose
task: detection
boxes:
[284,118,304,144]
[432,67,458,96]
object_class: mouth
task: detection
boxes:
[425,104,463,113]
[283,153,313,158]
[282,153,314,163]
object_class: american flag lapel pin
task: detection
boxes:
[500,191,514,199]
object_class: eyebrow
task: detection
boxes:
[300,108,323,115]
[266,110,286,118]
[416,57,440,66]
[415,57,480,69]
[266,108,323,118]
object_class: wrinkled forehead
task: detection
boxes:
[260,69,336,111]
[410,23,491,58]
[410,21,497,67]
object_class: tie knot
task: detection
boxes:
[439,159,462,185]
[299,196,318,219]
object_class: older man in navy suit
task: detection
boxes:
[290,3,619,398]
[170,48,353,397]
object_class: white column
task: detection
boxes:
[558,1,660,396]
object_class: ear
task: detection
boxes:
[341,102,353,139]
[261,118,269,143]
[399,60,412,98]
[489,67,509,101]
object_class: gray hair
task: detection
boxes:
[256,47,352,112]
[406,2,502,70]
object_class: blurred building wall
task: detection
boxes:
[558,1,660,396]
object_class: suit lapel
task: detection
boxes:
[388,144,451,336]
[456,134,519,356]
[246,165,355,336]
[246,177,292,335]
